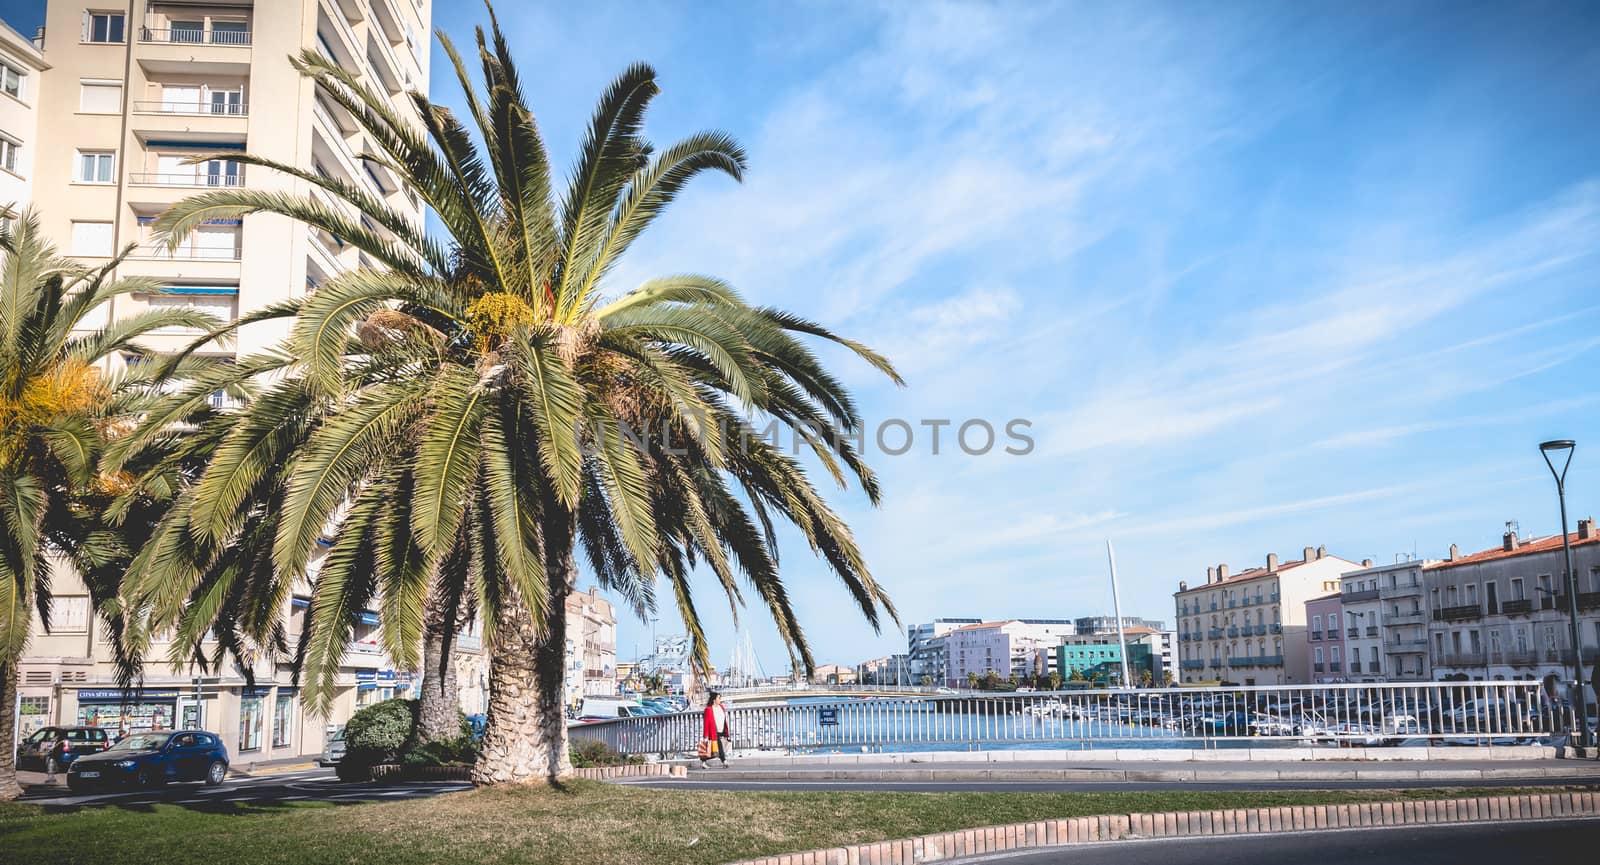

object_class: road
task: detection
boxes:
[17,767,471,809]
[957,819,1600,864]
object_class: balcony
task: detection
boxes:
[1365,626,1378,637]
[1380,580,1424,598]
[1387,609,1425,623]
[1342,588,1380,603]
[1226,599,1236,608]
[133,99,248,117]
[1434,604,1482,622]
[1229,656,1255,667]
[140,26,252,46]
[1437,651,1487,667]
[1383,639,1428,654]
[1180,659,1204,670]
[1347,627,1359,638]
[129,170,246,188]
[1310,630,1323,641]
[134,241,240,262]
[1502,599,1533,615]
[1207,628,1223,639]
[1209,602,1218,611]
[1313,662,1325,673]
[1269,623,1281,634]
[1348,661,1362,673]
[1328,661,1342,673]
[1226,626,1239,637]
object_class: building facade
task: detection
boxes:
[1338,559,1434,682]
[1425,522,1600,683]
[0,19,47,210]
[941,620,1076,687]
[906,618,980,685]
[1073,615,1165,635]
[14,0,437,760]
[1304,593,1345,683]
[1174,546,1364,686]
[564,588,617,706]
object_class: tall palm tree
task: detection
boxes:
[0,212,224,800]
[137,6,900,785]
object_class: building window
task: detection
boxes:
[272,693,293,748]
[85,11,126,43]
[1,60,24,99]
[0,136,18,173]
[79,81,122,113]
[49,596,91,633]
[76,150,116,184]
[69,220,114,257]
[239,694,264,752]
[1511,577,1524,600]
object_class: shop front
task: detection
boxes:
[354,670,415,707]
[74,689,180,739]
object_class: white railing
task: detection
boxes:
[569,680,1588,758]
[133,100,248,116]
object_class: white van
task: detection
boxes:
[578,696,647,721]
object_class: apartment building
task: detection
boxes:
[1055,626,1169,684]
[1304,592,1344,683]
[1174,546,1365,686]
[1073,615,1165,634]
[1338,558,1434,682]
[14,0,438,761]
[0,19,48,210]
[906,618,981,685]
[940,619,1077,687]
[1425,522,1600,683]
[564,587,618,704]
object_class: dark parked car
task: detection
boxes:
[16,726,110,773]
[67,730,229,791]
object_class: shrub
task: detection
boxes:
[336,699,417,781]
[568,738,642,768]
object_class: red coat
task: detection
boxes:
[703,704,728,737]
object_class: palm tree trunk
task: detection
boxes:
[471,569,571,786]
[416,624,460,743]
[0,662,22,801]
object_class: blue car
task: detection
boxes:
[15,726,110,774]
[67,730,230,791]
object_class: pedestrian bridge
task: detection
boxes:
[571,680,1586,758]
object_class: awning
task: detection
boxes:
[357,612,380,626]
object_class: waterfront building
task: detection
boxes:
[1337,558,1435,682]
[854,655,910,686]
[906,618,980,685]
[564,588,618,705]
[941,620,1076,687]
[12,0,437,761]
[1073,615,1165,634]
[1173,546,1365,685]
[1305,592,1345,683]
[1425,521,1600,682]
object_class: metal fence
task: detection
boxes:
[569,681,1585,757]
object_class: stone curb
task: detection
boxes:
[722,792,1600,865]
[572,763,687,780]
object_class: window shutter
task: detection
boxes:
[80,82,123,113]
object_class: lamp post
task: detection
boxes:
[1539,439,1590,750]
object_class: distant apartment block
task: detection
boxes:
[939,619,1077,687]
[1304,592,1344,683]
[906,618,981,685]
[1174,546,1365,685]
[1338,558,1434,682]
[1425,522,1600,683]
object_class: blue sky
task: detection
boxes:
[3,1,1598,674]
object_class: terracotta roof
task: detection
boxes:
[1428,530,1600,570]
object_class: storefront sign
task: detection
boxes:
[77,689,180,701]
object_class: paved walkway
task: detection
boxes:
[661,756,1600,784]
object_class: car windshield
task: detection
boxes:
[108,733,169,752]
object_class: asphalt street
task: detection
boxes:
[950,818,1600,864]
[17,766,471,809]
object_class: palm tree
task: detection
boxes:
[136,6,900,785]
[0,212,224,800]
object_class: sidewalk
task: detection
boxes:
[670,754,1600,783]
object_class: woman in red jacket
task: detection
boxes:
[701,691,730,768]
